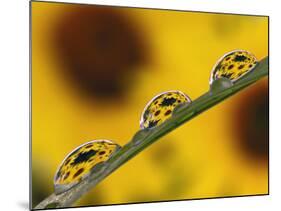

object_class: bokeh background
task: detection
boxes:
[31,1,269,208]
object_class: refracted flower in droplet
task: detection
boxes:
[54,140,121,195]
[209,50,258,84]
[140,90,192,129]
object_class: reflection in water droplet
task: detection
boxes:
[210,50,258,85]
[54,139,121,195]
[140,91,192,129]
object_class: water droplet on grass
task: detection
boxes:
[54,140,120,194]
[140,90,192,129]
[210,50,258,84]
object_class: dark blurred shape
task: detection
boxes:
[53,5,148,100]
[233,79,269,162]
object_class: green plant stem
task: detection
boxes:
[34,57,268,209]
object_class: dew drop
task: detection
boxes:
[54,139,121,195]
[140,90,192,129]
[210,50,258,84]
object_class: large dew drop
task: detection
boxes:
[210,50,258,85]
[140,90,192,129]
[54,140,121,195]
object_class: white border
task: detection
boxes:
[1,0,280,211]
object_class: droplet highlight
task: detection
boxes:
[140,90,192,129]
[54,139,121,195]
[210,50,258,84]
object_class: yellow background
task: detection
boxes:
[31,1,268,208]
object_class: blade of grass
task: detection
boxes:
[34,56,268,209]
